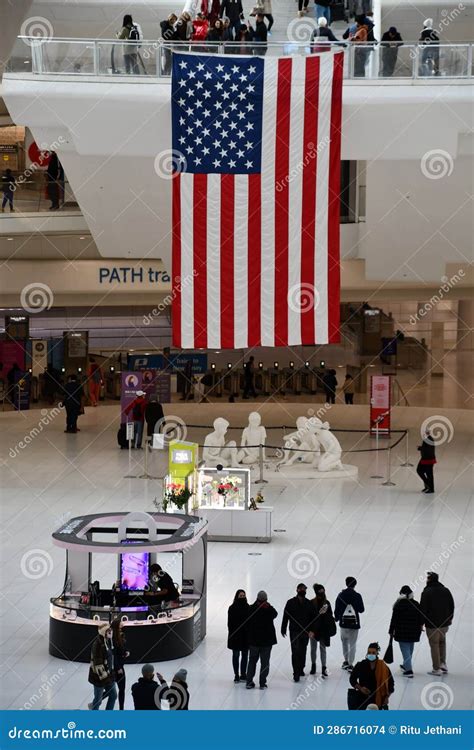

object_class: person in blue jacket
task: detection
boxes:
[334,576,365,671]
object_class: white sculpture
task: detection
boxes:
[237,412,267,464]
[278,416,320,468]
[202,417,238,467]
[309,417,344,472]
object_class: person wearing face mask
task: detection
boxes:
[245,591,278,690]
[146,563,180,603]
[388,585,424,678]
[88,623,117,710]
[281,584,317,682]
[309,584,337,677]
[349,642,394,710]
[227,589,250,682]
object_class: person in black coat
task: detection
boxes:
[309,583,336,677]
[245,590,278,689]
[388,585,423,678]
[144,394,165,439]
[131,664,168,709]
[167,669,190,709]
[253,14,268,56]
[111,619,130,709]
[62,374,84,433]
[349,642,394,710]
[281,583,317,682]
[381,27,403,77]
[322,369,337,403]
[416,429,437,493]
[227,589,250,682]
[420,572,455,675]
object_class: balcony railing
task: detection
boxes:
[7,37,474,81]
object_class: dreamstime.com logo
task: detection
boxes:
[20,16,54,45]
[420,149,454,180]
[20,283,54,314]
[20,549,54,580]
[420,415,454,446]
[10,406,63,459]
[143,271,197,324]
[287,549,320,579]
[287,16,318,42]
[22,669,65,710]
[287,282,320,314]
[8,723,127,741]
[409,270,465,324]
[154,149,187,179]
[421,683,454,710]
[409,535,465,593]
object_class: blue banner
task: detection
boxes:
[0,711,471,750]
[127,353,208,374]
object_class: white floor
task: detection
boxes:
[0,403,472,711]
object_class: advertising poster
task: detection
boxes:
[127,352,207,374]
[370,375,391,436]
[120,371,143,420]
[120,370,171,421]
[31,339,48,376]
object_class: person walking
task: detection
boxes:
[88,357,103,407]
[131,664,168,709]
[111,619,129,710]
[1,168,15,212]
[281,583,317,682]
[388,585,423,678]
[227,589,250,682]
[124,390,147,448]
[309,583,336,677]
[380,27,403,77]
[314,0,331,25]
[243,355,257,398]
[349,642,394,710]
[416,429,437,493]
[297,0,309,17]
[245,590,278,689]
[334,577,365,671]
[167,669,190,709]
[88,623,117,710]
[220,0,243,39]
[45,152,62,210]
[322,369,337,404]
[62,374,84,433]
[342,374,355,404]
[420,572,455,675]
[253,0,274,32]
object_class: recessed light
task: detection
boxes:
[79,236,86,240]
[7,237,13,241]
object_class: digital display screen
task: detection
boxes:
[172,449,192,464]
[120,551,149,590]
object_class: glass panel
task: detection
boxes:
[97,41,158,76]
[379,44,415,78]
[38,41,96,74]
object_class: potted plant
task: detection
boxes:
[157,482,193,514]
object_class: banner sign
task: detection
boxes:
[127,353,207,374]
[120,370,171,420]
[370,375,391,436]
[31,339,48,377]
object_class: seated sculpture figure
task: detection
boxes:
[237,411,267,465]
[278,416,320,468]
[308,417,343,472]
[202,417,238,467]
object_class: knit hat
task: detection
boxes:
[174,668,187,682]
[399,585,413,596]
[257,590,268,602]
[98,622,110,636]
[318,17,328,26]
[424,18,433,28]
[142,663,155,676]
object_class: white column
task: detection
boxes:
[430,321,444,377]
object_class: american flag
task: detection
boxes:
[171,50,343,349]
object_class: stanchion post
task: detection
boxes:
[382,446,396,486]
[400,430,414,467]
[254,443,268,485]
[139,438,160,480]
[125,422,138,479]
[371,420,383,479]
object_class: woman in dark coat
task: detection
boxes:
[416,429,436,493]
[111,619,129,709]
[227,589,250,682]
[389,585,423,677]
[309,583,336,677]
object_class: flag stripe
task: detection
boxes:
[234,175,249,349]
[172,173,182,348]
[220,174,235,349]
[180,174,194,348]
[193,173,208,348]
[300,55,320,345]
[328,52,343,344]
[247,173,261,347]
[274,57,292,347]
[260,60,278,347]
[206,173,221,349]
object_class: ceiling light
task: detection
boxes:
[7,237,13,241]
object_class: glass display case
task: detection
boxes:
[195,467,251,510]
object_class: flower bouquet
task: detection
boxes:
[159,482,193,513]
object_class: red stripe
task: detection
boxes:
[274,58,292,347]
[220,174,234,348]
[327,52,343,344]
[248,174,261,346]
[193,174,208,348]
[171,174,181,348]
[300,56,320,345]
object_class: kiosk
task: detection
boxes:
[49,511,207,663]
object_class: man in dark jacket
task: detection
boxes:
[131,664,167,709]
[381,27,402,77]
[160,14,177,75]
[253,13,268,56]
[62,373,84,433]
[389,585,423,677]
[420,572,455,675]
[245,590,278,689]
[334,576,365,671]
[416,429,436,493]
[145,394,165,439]
[281,583,317,681]
[220,0,243,39]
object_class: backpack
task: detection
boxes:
[340,603,358,628]
[129,24,141,45]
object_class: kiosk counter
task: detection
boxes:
[49,511,207,663]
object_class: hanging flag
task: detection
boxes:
[171,50,343,349]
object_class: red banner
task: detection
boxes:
[370,375,391,436]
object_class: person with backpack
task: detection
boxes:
[420,572,455,676]
[334,576,365,671]
[309,583,337,677]
[281,583,317,682]
[124,390,147,448]
[388,585,423,678]
[117,14,141,74]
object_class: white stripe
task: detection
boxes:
[180,174,194,348]
[233,176,248,349]
[287,57,306,346]
[314,53,334,344]
[260,58,278,347]
[206,174,221,349]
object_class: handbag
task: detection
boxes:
[383,636,394,664]
[347,688,366,710]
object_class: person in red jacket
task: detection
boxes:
[124,391,146,448]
